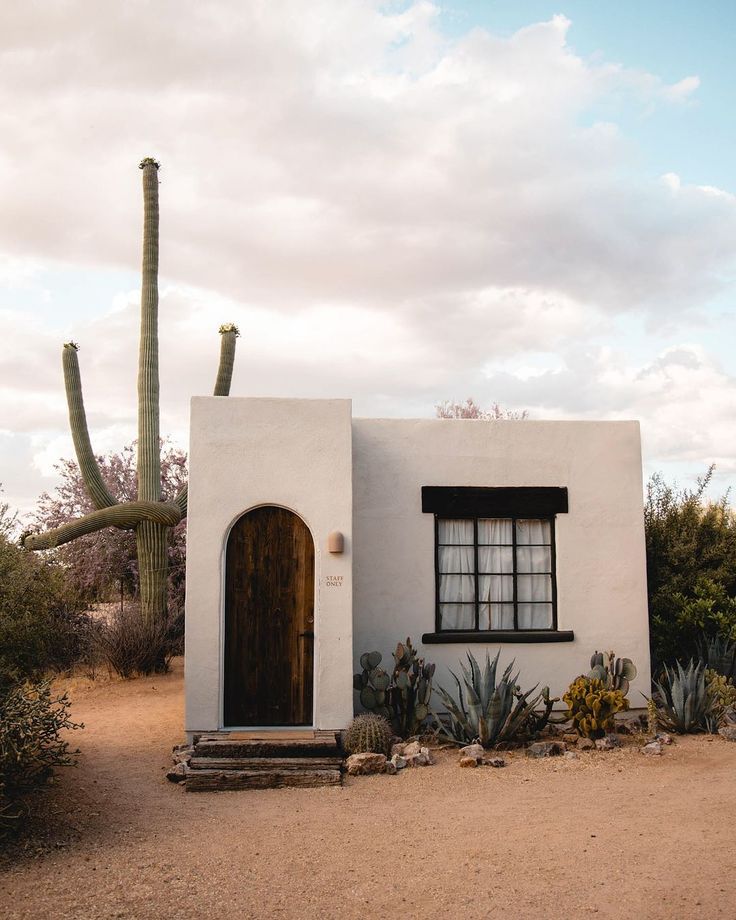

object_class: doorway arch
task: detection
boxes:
[223,505,315,726]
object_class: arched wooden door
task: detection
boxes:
[224,506,315,726]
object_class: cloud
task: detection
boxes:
[0,2,733,512]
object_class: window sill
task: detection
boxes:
[421,629,574,644]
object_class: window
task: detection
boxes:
[436,517,555,631]
[421,486,573,643]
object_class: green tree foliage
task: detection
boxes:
[0,515,85,838]
[645,468,736,667]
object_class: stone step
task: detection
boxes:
[186,768,342,792]
[193,739,341,759]
[188,756,344,772]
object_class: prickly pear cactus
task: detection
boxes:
[343,713,393,756]
[353,638,436,738]
[388,637,435,738]
[588,650,637,697]
[563,676,629,739]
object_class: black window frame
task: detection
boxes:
[433,514,558,633]
[421,487,574,644]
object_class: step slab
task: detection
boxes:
[186,768,342,792]
[193,739,342,759]
[188,756,344,772]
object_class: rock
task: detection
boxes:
[459,743,485,761]
[459,756,479,768]
[483,757,506,768]
[346,752,387,775]
[718,726,736,742]
[562,733,579,745]
[563,751,578,760]
[654,732,673,745]
[594,735,621,751]
[390,754,407,770]
[171,744,194,765]
[526,741,566,758]
[405,747,433,767]
[390,743,406,757]
[641,741,663,756]
[578,738,595,751]
[166,762,188,783]
[403,741,422,757]
[616,718,643,735]
[385,760,398,775]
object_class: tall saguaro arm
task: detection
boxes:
[173,322,239,517]
[24,158,239,625]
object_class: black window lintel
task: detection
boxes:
[422,486,568,518]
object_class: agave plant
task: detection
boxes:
[652,660,720,733]
[697,634,736,681]
[434,650,555,747]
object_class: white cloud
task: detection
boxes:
[0,2,733,512]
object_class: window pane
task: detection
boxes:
[517,574,552,602]
[516,519,551,545]
[440,604,475,629]
[479,603,515,630]
[478,546,513,573]
[438,544,475,574]
[518,603,552,629]
[439,574,476,603]
[478,519,512,544]
[478,574,513,603]
[516,545,551,573]
[438,519,474,544]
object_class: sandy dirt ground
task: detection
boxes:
[2,658,736,920]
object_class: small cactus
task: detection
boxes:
[646,697,659,736]
[563,676,629,739]
[343,713,393,756]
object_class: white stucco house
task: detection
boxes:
[184,397,651,737]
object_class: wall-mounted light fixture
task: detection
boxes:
[327,531,344,554]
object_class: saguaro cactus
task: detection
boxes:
[25,158,239,625]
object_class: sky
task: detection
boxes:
[1,0,735,519]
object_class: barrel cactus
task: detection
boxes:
[23,159,239,629]
[343,714,393,756]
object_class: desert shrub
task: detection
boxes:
[434,650,555,747]
[0,534,88,691]
[651,660,720,733]
[94,605,180,678]
[704,669,736,725]
[0,681,82,838]
[563,676,628,738]
[645,470,736,667]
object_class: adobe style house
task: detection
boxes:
[184,397,651,737]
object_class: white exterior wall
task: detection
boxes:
[185,397,354,733]
[352,419,651,703]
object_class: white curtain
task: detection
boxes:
[438,520,474,628]
[438,517,553,630]
[517,519,552,628]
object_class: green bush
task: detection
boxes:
[0,681,82,838]
[645,469,736,667]
[0,534,89,691]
